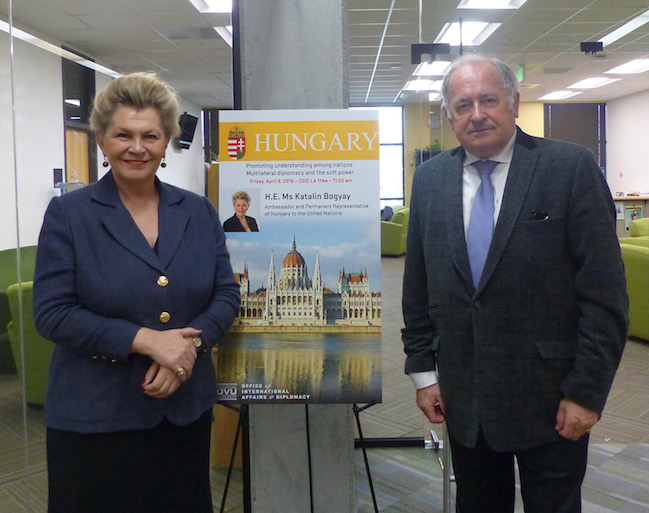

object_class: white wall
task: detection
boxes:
[1,36,64,251]
[0,32,18,250]
[606,89,649,195]
[2,37,206,252]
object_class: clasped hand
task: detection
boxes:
[132,326,202,399]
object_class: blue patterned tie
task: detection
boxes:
[467,160,498,288]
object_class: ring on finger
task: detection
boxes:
[175,367,186,377]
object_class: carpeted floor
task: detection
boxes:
[207,441,649,513]
[353,443,649,513]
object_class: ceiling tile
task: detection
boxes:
[5,0,649,106]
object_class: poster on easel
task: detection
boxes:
[216,109,381,404]
[624,204,643,232]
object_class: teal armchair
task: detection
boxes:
[381,208,409,256]
[6,281,54,407]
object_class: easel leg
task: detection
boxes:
[217,405,251,513]
[241,405,251,513]
[219,406,242,513]
[305,404,315,513]
[353,404,379,513]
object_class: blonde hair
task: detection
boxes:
[90,72,181,138]
[232,191,251,205]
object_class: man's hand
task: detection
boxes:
[416,383,446,424]
[555,398,598,440]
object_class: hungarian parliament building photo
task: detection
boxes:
[232,238,382,329]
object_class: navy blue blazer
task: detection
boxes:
[33,172,240,433]
[402,128,628,451]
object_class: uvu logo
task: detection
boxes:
[217,383,238,400]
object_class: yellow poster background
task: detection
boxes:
[220,120,380,161]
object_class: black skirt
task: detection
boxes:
[47,410,214,513]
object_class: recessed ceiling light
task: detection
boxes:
[404,79,443,92]
[599,9,649,46]
[0,21,121,77]
[457,0,528,9]
[205,0,232,11]
[214,26,233,47]
[538,91,582,100]
[189,0,232,13]
[434,22,501,46]
[567,77,620,89]
[413,61,451,76]
[605,59,649,74]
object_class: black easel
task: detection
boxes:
[353,403,381,513]
[352,402,454,512]
[218,403,251,513]
[218,403,387,513]
[218,404,316,513]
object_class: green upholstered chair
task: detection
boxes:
[6,281,54,407]
[629,218,649,237]
[620,244,649,341]
[620,216,649,248]
[381,208,409,256]
[627,218,649,246]
[0,246,37,373]
[619,237,649,248]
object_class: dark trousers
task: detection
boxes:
[449,429,588,513]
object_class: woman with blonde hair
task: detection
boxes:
[223,190,259,232]
[33,72,240,513]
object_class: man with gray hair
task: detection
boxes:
[402,54,628,512]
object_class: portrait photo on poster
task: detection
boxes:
[222,188,261,232]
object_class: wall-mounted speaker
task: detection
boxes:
[53,168,63,186]
[175,112,199,150]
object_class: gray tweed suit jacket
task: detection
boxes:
[402,127,628,452]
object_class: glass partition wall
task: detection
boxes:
[1,0,109,507]
[1,2,46,511]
